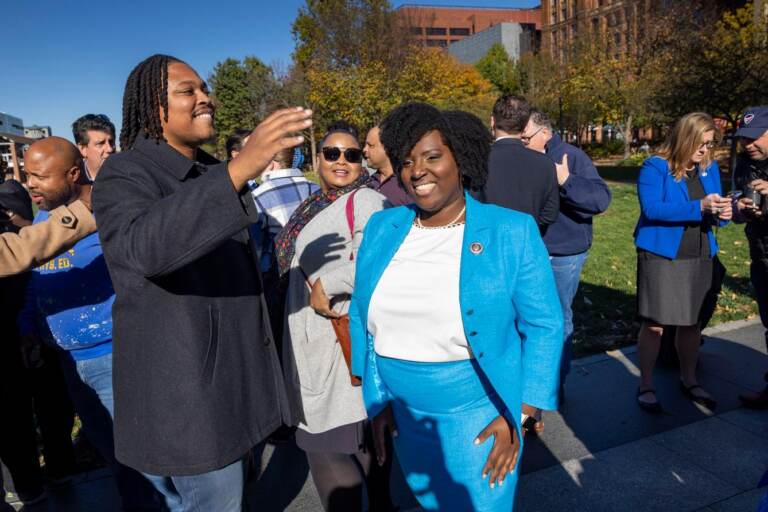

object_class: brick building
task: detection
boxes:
[541,0,749,63]
[397,4,541,48]
[541,0,653,62]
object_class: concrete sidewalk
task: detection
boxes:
[518,320,768,511]
[6,321,768,511]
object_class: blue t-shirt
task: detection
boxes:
[19,209,114,360]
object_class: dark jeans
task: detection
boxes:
[0,343,75,500]
[58,351,166,511]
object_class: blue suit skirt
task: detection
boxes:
[376,355,517,511]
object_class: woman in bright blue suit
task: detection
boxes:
[349,104,564,511]
[634,112,732,413]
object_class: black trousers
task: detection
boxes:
[0,341,75,496]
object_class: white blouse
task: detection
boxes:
[368,223,472,362]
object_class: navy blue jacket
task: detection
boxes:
[542,134,611,256]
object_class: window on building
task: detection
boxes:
[425,27,447,36]
[571,23,577,37]
[571,0,577,15]
[426,39,447,47]
[591,17,599,32]
[449,27,470,36]
[410,27,423,35]
[614,31,621,45]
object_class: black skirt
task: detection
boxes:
[636,250,713,326]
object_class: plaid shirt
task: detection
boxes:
[249,168,319,271]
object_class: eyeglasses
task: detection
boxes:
[698,141,717,150]
[521,127,544,143]
[321,147,363,163]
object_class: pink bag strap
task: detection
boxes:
[345,189,359,261]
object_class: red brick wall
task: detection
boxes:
[398,5,541,46]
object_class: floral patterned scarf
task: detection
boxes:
[275,173,372,276]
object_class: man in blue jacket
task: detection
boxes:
[523,111,612,403]
[18,137,162,510]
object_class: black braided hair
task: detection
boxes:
[120,54,184,151]
[379,103,490,192]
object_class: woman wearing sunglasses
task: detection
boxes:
[274,121,394,511]
[634,112,732,413]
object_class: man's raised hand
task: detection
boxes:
[228,107,313,190]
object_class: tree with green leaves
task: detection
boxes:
[208,56,281,155]
[645,2,768,170]
[292,0,413,73]
[475,43,520,95]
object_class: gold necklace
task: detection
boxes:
[415,205,466,229]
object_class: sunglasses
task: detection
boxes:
[321,147,363,164]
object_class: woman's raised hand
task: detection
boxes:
[475,415,520,489]
[228,107,312,190]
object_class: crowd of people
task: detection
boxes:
[0,52,766,512]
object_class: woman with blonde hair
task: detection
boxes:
[634,112,732,413]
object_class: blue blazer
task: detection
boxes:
[349,194,564,437]
[634,156,728,259]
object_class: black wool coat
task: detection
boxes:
[92,136,297,476]
[475,138,560,233]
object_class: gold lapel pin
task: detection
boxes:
[470,242,483,254]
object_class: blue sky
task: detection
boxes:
[3,0,538,142]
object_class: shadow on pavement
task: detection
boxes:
[517,312,768,511]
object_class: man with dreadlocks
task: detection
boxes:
[92,54,311,511]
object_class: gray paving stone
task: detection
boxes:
[522,347,749,474]
[649,417,768,491]
[719,408,768,438]
[698,333,768,391]
[519,438,739,512]
[707,487,767,511]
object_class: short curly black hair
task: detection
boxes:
[379,103,490,192]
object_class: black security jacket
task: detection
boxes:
[92,135,296,476]
[734,154,768,265]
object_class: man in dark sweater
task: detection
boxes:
[476,95,559,232]
[523,111,611,401]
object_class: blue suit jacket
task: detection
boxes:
[349,194,564,436]
[635,156,728,259]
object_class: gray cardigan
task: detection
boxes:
[283,188,388,434]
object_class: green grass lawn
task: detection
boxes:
[573,180,758,356]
